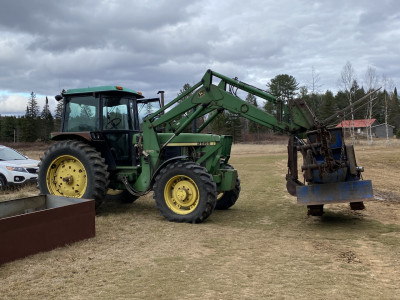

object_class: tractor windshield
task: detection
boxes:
[102,96,134,130]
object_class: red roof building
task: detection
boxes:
[336,118,387,137]
[336,119,377,128]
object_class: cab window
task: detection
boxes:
[102,97,131,130]
[64,96,99,132]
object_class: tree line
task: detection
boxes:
[0,92,63,142]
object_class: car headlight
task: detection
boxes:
[6,166,27,173]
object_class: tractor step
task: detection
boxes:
[296,180,373,206]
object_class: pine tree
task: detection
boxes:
[54,100,64,131]
[267,74,299,103]
[176,83,201,132]
[40,97,54,141]
[41,97,52,119]
[177,83,193,103]
[245,93,259,133]
[25,91,40,118]
[226,113,242,143]
[319,90,336,122]
[388,87,400,130]
[0,116,18,142]
[264,101,275,115]
[210,112,228,135]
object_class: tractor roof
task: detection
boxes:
[63,86,144,98]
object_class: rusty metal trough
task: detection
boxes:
[0,195,95,265]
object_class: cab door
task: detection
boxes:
[102,95,138,166]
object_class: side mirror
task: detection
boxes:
[55,95,63,101]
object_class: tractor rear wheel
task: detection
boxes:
[38,140,109,208]
[215,164,241,210]
[153,161,217,223]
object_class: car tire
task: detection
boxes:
[0,175,6,190]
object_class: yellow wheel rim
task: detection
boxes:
[217,192,224,200]
[107,189,124,196]
[46,155,88,197]
[164,175,199,215]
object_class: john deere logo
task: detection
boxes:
[198,90,205,97]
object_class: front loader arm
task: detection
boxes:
[147,69,316,136]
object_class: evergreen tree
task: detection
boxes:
[226,113,242,143]
[54,100,64,131]
[319,90,336,122]
[0,116,18,142]
[41,97,52,119]
[245,93,259,133]
[20,116,37,142]
[25,91,40,118]
[22,91,40,141]
[334,91,348,111]
[40,97,54,141]
[176,83,200,132]
[264,101,275,115]
[267,74,299,103]
[267,74,299,124]
[177,83,193,103]
[145,102,153,115]
[388,87,400,129]
[210,111,228,135]
[352,81,366,119]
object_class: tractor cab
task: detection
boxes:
[56,86,161,168]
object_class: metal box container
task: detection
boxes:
[0,195,95,265]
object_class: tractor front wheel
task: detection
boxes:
[38,140,109,208]
[153,161,217,223]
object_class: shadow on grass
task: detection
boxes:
[96,197,157,217]
[309,210,400,235]
[318,211,364,225]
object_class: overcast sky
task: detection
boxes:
[0,0,399,115]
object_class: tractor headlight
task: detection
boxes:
[6,166,27,173]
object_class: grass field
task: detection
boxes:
[1,140,400,299]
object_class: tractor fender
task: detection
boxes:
[150,156,188,185]
[51,132,93,142]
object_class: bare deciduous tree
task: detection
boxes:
[307,66,323,95]
[339,62,357,144]
[364,66,378,144]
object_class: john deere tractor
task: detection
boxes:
[38,70,373,222]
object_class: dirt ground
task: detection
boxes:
[0,140,399,299]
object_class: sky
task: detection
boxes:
[0,0,399,115]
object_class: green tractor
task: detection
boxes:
[38,70,373,222]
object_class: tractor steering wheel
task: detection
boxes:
[106,117,122,129]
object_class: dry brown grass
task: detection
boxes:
[1,140,400,299]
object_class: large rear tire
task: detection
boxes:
[153,161,217,223]
[215,164,241,210]
[38,140,109,208]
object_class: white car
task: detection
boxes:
[0,145,39,188]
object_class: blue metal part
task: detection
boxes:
[296,180,373,206]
